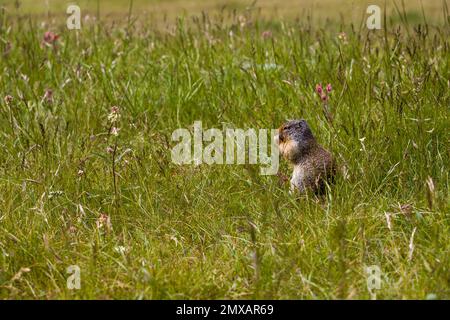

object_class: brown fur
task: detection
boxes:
[278,122,335,194]
[296,144,335,193]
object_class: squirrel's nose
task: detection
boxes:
[278,130,285,143]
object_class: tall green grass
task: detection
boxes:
[0,3,448,299]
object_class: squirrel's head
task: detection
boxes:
[277,119,316,163]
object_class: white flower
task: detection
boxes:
[107,106,120,123]
[115,246,127,254]
[110,127,120,136]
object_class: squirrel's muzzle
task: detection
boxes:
[277,126,287,144]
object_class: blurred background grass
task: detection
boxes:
[4,0,449,25]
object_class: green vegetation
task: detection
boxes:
[0,1,449,299]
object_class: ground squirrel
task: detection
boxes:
[277,119,335,194]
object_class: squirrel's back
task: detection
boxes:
[298,144,335,193]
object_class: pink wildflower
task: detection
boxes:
[261,30,273,39]
[43,89,53,103]
[315,84,323,95]
[4,95,13,105]
[43,31,59,44]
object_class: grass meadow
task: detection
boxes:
[0,0,449,299]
